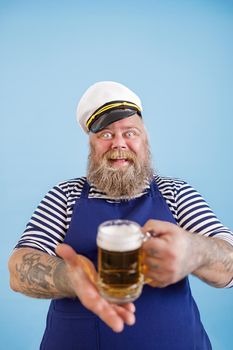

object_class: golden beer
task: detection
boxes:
[97,220,144,303]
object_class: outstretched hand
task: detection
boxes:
[56,243,136,332]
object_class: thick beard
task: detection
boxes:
[87,147,153,199]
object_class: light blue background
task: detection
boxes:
[1,1,233,349]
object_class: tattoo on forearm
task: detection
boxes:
[53,258,71,295]
[16,253,52,288]
[194,237,233,288]
[15,252,72,299]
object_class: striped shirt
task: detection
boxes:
[16,175,233,287]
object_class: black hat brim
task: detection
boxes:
[89,109,141,133]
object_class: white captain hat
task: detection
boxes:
[76,81,143,133]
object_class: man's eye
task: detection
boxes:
[125,131,136,138]
[100,132,112,139]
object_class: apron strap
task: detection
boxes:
[80,179,90,199]
[150,177,160,198]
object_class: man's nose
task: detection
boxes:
[111,134,127,149]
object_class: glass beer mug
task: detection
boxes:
[97,219,149,304]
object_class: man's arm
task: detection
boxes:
[142,220,233,288]
[8,247,75,298]
[191,233,233,287]
[8,245,136,332]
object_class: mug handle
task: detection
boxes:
[141,231,156,285]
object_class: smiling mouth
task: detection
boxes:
[109,158,130,166]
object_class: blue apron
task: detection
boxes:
[40,180,212,350]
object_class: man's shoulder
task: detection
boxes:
[55,176,87,194]
[153,174,187,192]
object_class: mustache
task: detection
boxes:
[103,149,137,162]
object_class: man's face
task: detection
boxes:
[87,114,153,199]
[89,114,148,166]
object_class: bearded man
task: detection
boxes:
[9,81,233,350]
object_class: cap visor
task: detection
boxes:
[90,109,140,133]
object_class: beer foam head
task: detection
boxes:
[97,221,142,252]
